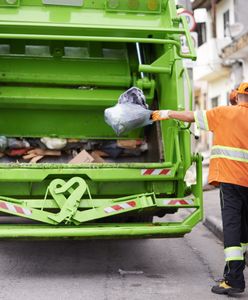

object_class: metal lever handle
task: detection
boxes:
[179,16,197,61]
[178,67,193,130]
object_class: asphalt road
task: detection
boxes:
[0,221,247,300]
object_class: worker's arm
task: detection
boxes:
[152,110,195,123]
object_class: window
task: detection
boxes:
[223,10,230,37]
[211,96,219,108]
[196,22,207,46]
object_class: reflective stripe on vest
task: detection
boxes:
[211,146,248,163]
[241,243,248,254]
[194,111,209,131]
[224,246,244,261]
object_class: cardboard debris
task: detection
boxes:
[69,150,94,164]
[92,150,109,157]
[0,137,148,164]
[30,155,44,163]
[117,140,137,149]
[67,138,81,143]
[69,150,106,164]
[91,151,105,163]
[23,148,61,160]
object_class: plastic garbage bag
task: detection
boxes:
[7,138,30,149]
[0,136,7,151]
[104,103,152,136]
[104,87,153,135]
[100,141,123,158]
[118,87,148,109]
[40,137,67,150]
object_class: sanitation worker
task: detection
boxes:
[152,82,248,296]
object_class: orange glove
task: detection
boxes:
[152,110,171,121]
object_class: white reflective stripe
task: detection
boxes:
[104,207,115,213]
[224,247,244,261]
[151,169,162,175]
[193,111,200,129]
[5,203,16,213]
[194,110,209,131]
[212,145,248,154]
[211,146,248,163]
[22,208,32,216]
[202,111,209,131]
[241,243,248,254]
[120,203,132,209]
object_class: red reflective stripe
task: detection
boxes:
[127,201,136,207]
[14,205,24,215]
[142,169,171,175]
[111,205,122,211]
[159,169,170,175]
[0,202,8,210]
[179,200,188,205]
[168,200,189,205]
[143,169,154,175]
[104,200,137,214]
[169,200,178,205]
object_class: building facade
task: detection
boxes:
[192,0,248,152]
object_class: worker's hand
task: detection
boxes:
[152,110,171,121]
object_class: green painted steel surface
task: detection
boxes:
[0,224,192,239]
[0,0,202,238]
[0,155,203,237]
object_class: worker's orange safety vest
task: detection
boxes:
[194,103,248,187]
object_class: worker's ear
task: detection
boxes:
[230,99,238,105]
[229,90,238,105]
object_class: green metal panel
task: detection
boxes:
[0,154,203,237]
[0,0,202,238]
[0,87,125,109]
[0,56,131,86]
[0,155,202,237]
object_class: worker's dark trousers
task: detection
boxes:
[220,183,248,289]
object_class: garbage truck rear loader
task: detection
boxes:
[0,0,202,238]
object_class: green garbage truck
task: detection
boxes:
[0,0,202,238]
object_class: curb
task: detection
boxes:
[203,184,216,192]
[203,216,223,242]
